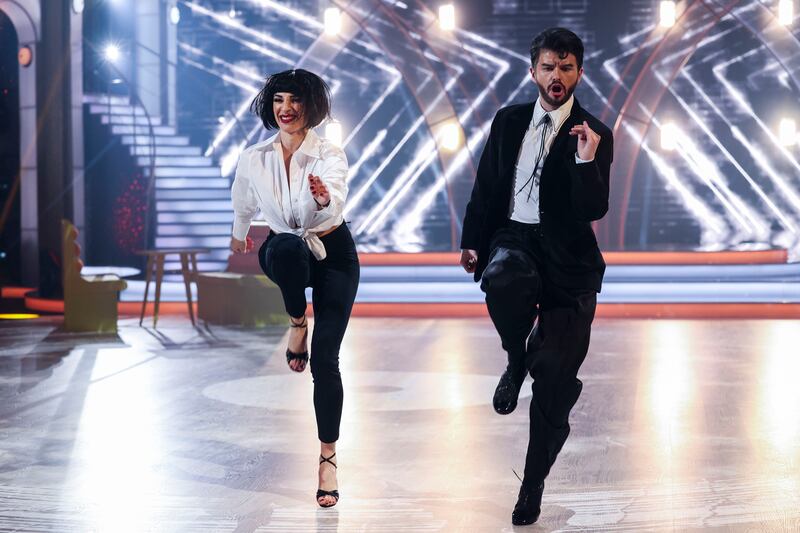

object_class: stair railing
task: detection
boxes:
[84,37,158,253]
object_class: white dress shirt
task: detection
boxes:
[509,95,592,223]
[231,129,348,260]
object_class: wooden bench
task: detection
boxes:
[196,222,285,327]
[62,219,127,333]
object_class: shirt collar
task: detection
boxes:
[296,128,323,159]
[533,94,574,131]
[258,129,324,159]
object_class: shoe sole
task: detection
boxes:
[493,401,517,415]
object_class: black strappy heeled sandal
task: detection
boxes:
[316,453,339,508]
[286,317,309,372]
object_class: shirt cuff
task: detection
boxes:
[314,197,336,217]
[575,153,595,164]
[232,219,251,241]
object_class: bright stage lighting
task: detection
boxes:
[660,122,679,151]
[325,121,343,146]
[778,118,797,146]
[103,44,121,63]
[324,7,342,36]
[659,1,677,28]
[439,4,456,31]
[779,0,794,25]
[439,121,461,151]
[170,5,181,25]
[0,314,40,320]
[228,7,236,19]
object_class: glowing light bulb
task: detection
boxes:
[324,7,341,36]
[661,122,679,151]
[660,1,677,28]
[439,4,456,31]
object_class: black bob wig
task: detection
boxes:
[250,69,332,130]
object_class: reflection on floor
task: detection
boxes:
[1,316,799,531]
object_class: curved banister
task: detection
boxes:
[83,37,158,252]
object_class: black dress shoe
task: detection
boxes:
[512,481,544,525]
[493,365,526,414]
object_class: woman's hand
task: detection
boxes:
[308,174,331,209]
[230,236,254,254]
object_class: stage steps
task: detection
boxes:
[84,94,231,272]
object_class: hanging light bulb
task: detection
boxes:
[324,7,342,36]
[778,0,794,25]
[439,120,461,152]
[659,1,677,28]
[660,122,679,151]
[439,4,456,31]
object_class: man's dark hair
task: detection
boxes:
[529,27,584,70]
[250,68,331,130]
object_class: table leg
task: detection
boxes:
[153,255,165,328]
[180,253,196,326]
[190,253,199,280]
[139,255,154,326]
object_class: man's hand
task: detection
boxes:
[230,236,254,254]
[569,120,601,161]
[308,174,330,208]
[460,249,478,273]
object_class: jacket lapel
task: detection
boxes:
[499,103,535,192]
[503,103,535,165]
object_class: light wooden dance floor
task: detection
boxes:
[1,316,799,531]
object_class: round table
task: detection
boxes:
[81,266,141,278]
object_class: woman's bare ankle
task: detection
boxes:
[318,442,338,488]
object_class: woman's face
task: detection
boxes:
[273,92,306,134]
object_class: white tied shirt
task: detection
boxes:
[510,95,592,224]
[230,129,348,260]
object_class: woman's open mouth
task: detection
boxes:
[279,114,297,124]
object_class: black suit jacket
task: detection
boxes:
[460,98,613,292]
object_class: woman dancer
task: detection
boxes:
[230,69,359,508]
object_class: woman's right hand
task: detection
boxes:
[230,236,254,254]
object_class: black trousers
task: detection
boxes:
[481,220,597,487]
[258,222,360,443]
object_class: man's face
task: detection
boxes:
[529,49,583,111]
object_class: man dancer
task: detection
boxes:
[460,27,613,525]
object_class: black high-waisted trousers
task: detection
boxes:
[258,222,360,443]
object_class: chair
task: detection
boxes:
[196,272,285,326]
[196,222,285,326]
[62,219,127,333]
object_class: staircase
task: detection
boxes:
[84,94,232,272]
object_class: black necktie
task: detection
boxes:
[516,113,551,201]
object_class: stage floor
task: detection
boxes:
[1,316,798,531]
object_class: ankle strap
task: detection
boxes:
[290,316,307,328]
[319,452,337,468]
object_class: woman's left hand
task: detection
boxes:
[308,174,330,209]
